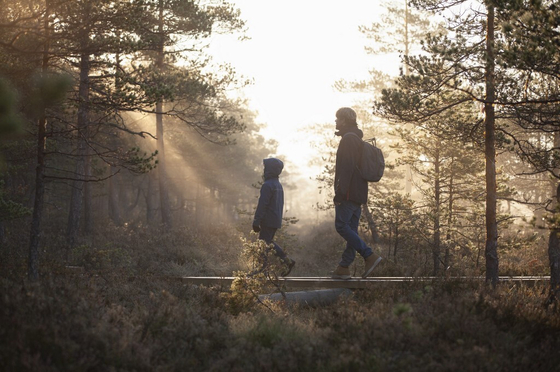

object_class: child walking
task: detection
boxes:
[252,158,295,276]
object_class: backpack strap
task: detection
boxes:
[342,132,364,171]
[346,132,377,146]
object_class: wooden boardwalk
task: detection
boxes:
[179,276,550,289]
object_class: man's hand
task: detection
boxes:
[333,194,343,206]
[252,225,261,233]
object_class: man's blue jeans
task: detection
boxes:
[335,200,373,267]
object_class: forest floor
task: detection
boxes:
[1,224,559,371]
[2,268,560,371]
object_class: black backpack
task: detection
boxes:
[344,132,385,182]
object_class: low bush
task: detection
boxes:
[1,272,560,371]
[1,223,558,371]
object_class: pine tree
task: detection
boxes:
[376,0,504,284]
[390,108,487,275]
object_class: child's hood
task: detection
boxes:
[263,158,283,179]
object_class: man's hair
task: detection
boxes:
[336,107,357,124]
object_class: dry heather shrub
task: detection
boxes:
[499,232,549,276]
[225,236,292,314]
[211,313,326,372]
[482,283,560,326]
[0,275,235,371]
[3,271,560,372]
[41,222,248,278]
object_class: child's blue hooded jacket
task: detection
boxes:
[253,158,284,229]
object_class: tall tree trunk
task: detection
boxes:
[146,171,157,224]
[484,4,499,286]
[404,0,413,195]
[28,0,51,281]
[433,150,441,276]
[548,226,560,302]
[156,0,172,227]
[156,101,171,227]
[394,209,400,262]
[108,50,124,227]
[67,50,90,248]
[108,165,123,226]
[387,217,393,259]
[83,145,93,235]
[548,131,560,303]
[29,114,47,281]
[549,184,560,303]
[445,158,455,270]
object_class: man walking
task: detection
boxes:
[331,107,382,279]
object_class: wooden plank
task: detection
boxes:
[179,276,550,289]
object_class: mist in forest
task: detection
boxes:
[4,1,560,370]
[0,0,556,286]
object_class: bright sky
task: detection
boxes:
[209,0,400,153]
[208,0,401,219]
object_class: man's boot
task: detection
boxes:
[331,265,351,280]
[362,253,383,278]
